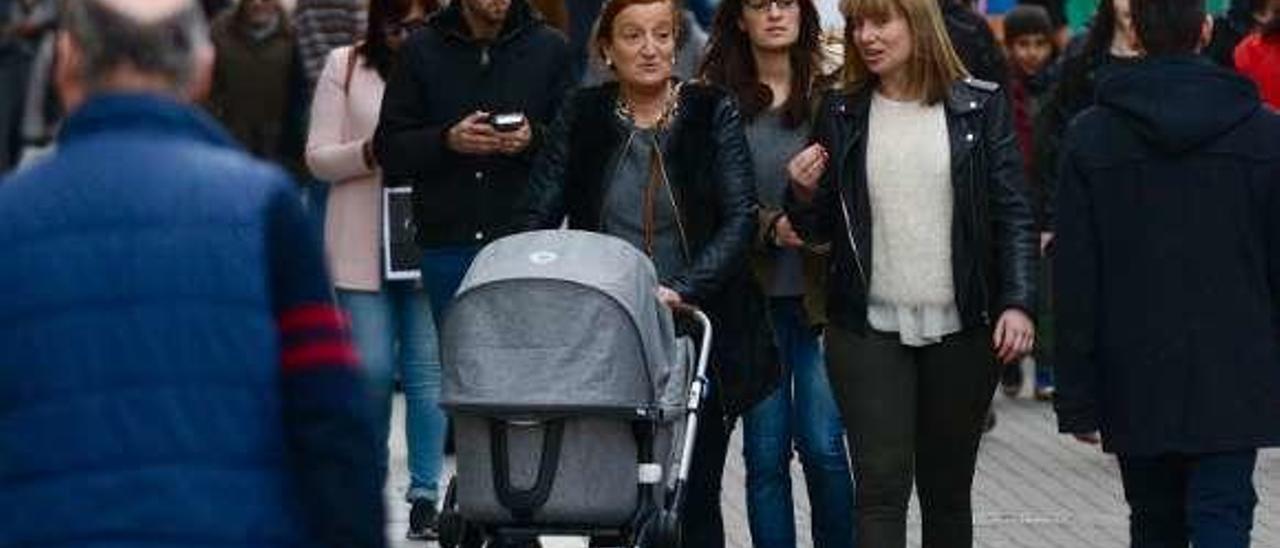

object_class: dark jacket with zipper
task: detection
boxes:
[1053,56,1280,456]
[787,80,1037,334]
[374,0,575,249]
[520,82,781,417]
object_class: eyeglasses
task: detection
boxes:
[387,18,427,37]
[744,0,798,11]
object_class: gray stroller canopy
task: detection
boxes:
[441,230,686,416]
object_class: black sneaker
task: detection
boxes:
[407,500,438,541]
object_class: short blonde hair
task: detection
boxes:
[839,0,969,103]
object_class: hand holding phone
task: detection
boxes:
[490,112,532,155]
[488,113,527,133]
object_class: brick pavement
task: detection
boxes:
[386,382,1280,547]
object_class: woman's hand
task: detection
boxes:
[656,286,683,309]
[786,144,828,202]
[993,309,1035,365]
[772,215,805,248]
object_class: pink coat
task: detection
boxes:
[306,46,386,291]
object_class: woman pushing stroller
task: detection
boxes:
[519,0,780,545]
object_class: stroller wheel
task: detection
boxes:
[439,479,486,548]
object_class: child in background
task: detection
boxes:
[1234,0,1280,109]
[1002,4,1059,401]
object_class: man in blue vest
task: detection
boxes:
[0,0,384,546]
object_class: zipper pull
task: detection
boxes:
[480,47,490,67]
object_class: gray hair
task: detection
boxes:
[60,0,210,92]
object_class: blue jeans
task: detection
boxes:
[419,246,481,331]
[337,283,443,503]
[1118,450,1258,548]
[743,297,856,548]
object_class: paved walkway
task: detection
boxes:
[385,377,1280,547]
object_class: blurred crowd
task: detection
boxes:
[0,0,1278,547]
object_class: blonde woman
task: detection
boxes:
[785,0,1037,545]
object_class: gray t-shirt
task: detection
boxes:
[603,126,687,280]
[745,109,809,297]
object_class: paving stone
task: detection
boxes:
[386,383,1280,547]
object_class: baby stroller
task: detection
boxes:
[437,230,714,548]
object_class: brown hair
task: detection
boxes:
[700,0,825,128]
[593,0,684,62]
[838,0,968,104]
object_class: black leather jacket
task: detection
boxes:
[521,82,780,416]
[787,80,1037,333]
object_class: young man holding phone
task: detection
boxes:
[375,0,574,276]
[373,1,573,542]
[374,0,573,347]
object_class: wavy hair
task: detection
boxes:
[700,0,825,128]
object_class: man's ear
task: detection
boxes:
[54,31,87,113]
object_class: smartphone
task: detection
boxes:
[488,112,526,133]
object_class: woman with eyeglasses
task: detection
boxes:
[521,1,781,546]
[785,0,1037,544]
[304,0,442,541]
[701,1,855,547]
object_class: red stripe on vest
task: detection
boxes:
[278,304,351,333]
[282,342,361,373]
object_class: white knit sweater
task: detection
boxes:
[865,93,963,346]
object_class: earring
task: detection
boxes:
[605,56,614,68]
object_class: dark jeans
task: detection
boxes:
[1035,253,1055,390]
[681,386,734,548]
[825,326,998,548]
[419,246,482,330]
[1119,450,1258,548]
[743,298,856,548]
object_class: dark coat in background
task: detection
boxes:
[1054,56,1280,456]
[208,9,308,175]
[521,82,780,417]
[1205,0,1260,69]
[1034,33,1140,230]
[942,0,1010,85]
[375,0,575,249]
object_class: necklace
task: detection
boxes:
[616,81,682,130]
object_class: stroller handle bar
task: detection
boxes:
[669,303,713,384]
[668,303,713,490]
